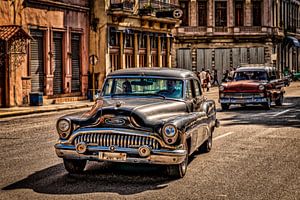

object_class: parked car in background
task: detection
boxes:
[292,71,300,81]
[55,68,219,178]
[219,65,285,110]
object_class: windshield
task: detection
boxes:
[102,77,183,99]
[233,71,268,81]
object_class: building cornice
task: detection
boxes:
[24,0,90,12]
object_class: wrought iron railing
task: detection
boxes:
[110,0,134,10]
[139,0,179,11]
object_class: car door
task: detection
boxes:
[192,79,205,112]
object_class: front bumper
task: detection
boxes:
[55,143,187,165]
[219,97,268,104]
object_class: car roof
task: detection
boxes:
[107,67,198,79]
[236,66,275,72]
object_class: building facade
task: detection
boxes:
[174,0,300,82]
[89,0,181,89]
[0,0,90,107]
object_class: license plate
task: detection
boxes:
[99,152,127,161]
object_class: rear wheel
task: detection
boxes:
[262,97,271,110]
[167,141,188,179]
[275,94,283,106]
[63,159,87,174]
[221,103,230,111]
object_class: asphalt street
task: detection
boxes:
[0,83,299,200]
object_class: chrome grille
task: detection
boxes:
[224,93,264,98]
[74,133,160,149]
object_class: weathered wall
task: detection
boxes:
[0,0,89,106]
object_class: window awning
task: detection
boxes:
[0,25,32,41]
[283,36,300,48]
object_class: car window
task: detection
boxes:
[234,71,268,81]
[102,77,183,99]
[193,79,202,97]
[186,80,193,99]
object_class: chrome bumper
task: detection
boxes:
[220,97,268,104]
[55,143,187,165]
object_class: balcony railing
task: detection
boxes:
[239,26,262,32]
[183,27,207,33]
[110,0,134,10]
[214,27,228,32]
[139,0,179,11]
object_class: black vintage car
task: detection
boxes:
[55,68,219,178]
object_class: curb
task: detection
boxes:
[0,104,92,118]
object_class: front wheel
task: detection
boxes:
[63,159,87,174]
[221,103,230,111]
[275,94,284,106]
[167,142,188,179]
[262,97,271,110]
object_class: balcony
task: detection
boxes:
[109,0,134,11]
[139,0,180,18]
[177,26,283,39]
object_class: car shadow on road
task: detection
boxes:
[2,162,174,195]
[218,96,300,128]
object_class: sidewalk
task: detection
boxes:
[0,100,95,118]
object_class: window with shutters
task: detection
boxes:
[253,1,262,26]
[235,0,244,26]
[198,1,207,26]
[215,2,227,27]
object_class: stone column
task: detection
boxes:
[134,32,138,68]
[119,31,124,69]
[157,36,162,67]
[245,0,252,26]
[207,0,214,33]
[167,36,171,68]
[191,0,197,26]
[228,0,234,31]
[147,34,151,67]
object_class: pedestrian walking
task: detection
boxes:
[222,70,229,82]
[199,68,207,92]
[205,69,211,92]
[211,67,219,86]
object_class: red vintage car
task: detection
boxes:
[219,66,285,110]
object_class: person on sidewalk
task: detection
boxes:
[205,69,212,92]
[211,67,219,86]
[199,68,207,92]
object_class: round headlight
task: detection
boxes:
[57,119,71,132]
[219,85,225,91]
[56,118,71,139]
[258,84,265,91]
[162,124,178,145]
[164,124,177,137]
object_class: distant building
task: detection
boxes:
[174,0,300,82]
[89,0,181,88]
[0,0,89,107]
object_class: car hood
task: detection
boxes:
[85,97,188,127]
[223,80,265,92]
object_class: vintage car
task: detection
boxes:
[55,68,219,178]
[219,66,285,110]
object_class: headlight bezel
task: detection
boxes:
[56,118,72,139]
[258,84,265,91]
[162,124,178,145]
[219,85,225,92]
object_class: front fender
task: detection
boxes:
[163,112,207,132]
[201,100,216,118]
